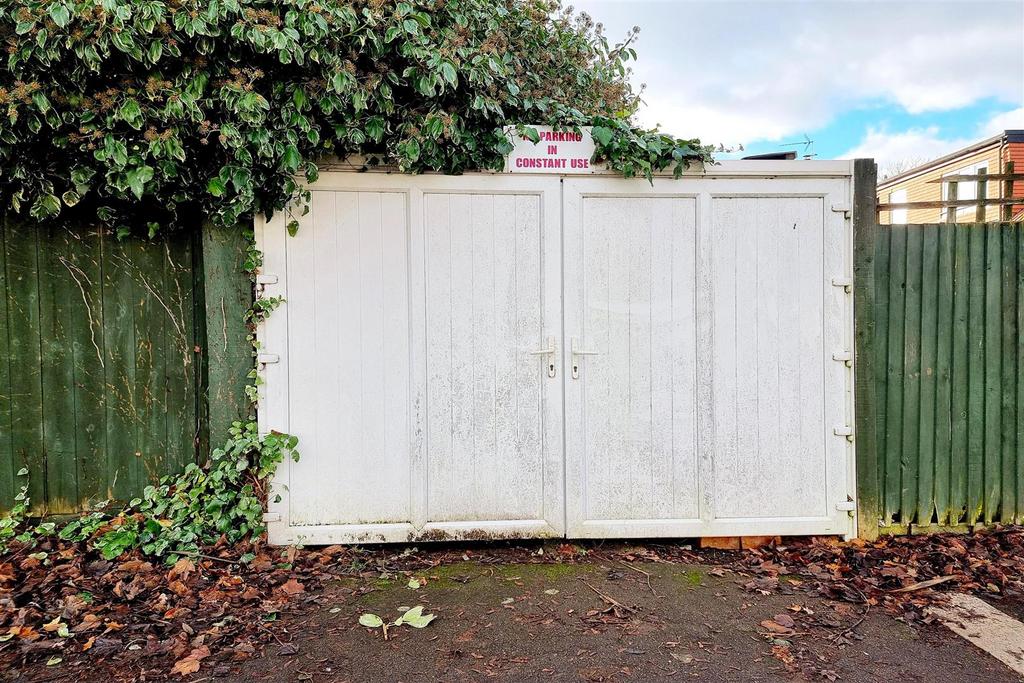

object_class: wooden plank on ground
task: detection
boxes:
[931,594,1024,676]
[700,537,741,550]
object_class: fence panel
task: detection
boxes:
[0,218,252,515]
[873,222,1023,530]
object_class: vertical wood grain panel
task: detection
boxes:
[983,224,1002,522]
[872,222,1024,531]
[871,224,890,520]
[0,218,13,508]
[1,222,204,513]
[933,225,954,523]
[1000,223,1018,522]
[163,234,196,479]
[901,226,923,522]
[951,225,971,522]
[423,192,545,522]
[4,221,45,509]
[883,226,907,523]
[39,225,80,510]
[916,225,939,524]
[579,196,698,522]
[966,225,986,522]
[711,197,827,519]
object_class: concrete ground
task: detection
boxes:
[223,556,1022,682]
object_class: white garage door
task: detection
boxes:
[258,167,855,545]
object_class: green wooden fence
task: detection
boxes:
[0,216,251,514]
[870,221,1024,532]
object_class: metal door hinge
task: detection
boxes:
[831,204,851,218]
[831,276,852,293]
[835,500,856,513]
[832,350,853,367]
[833,425,854,442]
[257,353,280,365]
[262,512,282,523]
[256,274,279,285]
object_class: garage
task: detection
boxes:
[257,162,856,545]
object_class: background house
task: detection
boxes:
[877,130,1024,224]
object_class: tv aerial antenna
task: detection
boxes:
[781,134,816,159]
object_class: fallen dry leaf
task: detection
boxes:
[172,645,210,676]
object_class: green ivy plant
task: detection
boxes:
[1,0,713,235]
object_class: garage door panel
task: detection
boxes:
[570,194,700,525]
[263,170,853,545]
[423,192,547,523]
[287,190,412,527]
[710,196,828,520]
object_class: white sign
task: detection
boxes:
[505,126,597,173]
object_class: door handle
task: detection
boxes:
[528,335,557,377]
[570,337,599,379]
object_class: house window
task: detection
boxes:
[889,189,908,224]
[942,162,988,221]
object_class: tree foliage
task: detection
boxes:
[1,0,712,234]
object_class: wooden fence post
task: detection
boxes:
[853,158,880,540]
[976,169,987,222]
[196,222,255,454]
[946,181,958,224]
[1003,161,1015,221]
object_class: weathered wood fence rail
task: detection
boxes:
[0,216,251,514]
[866,221,1024,533]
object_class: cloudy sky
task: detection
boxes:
[572,0,1024,170]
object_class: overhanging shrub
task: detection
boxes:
[1,0,712,236]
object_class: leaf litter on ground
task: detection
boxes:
[3,527,1023,679]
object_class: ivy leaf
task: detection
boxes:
[126,166,154,199]
[207,177,227,197]
[365,116,385,143]
[359,613,384,628]
[591,126,613,146]
[282,145,301,173]
[440,62,457,87]
[48,4,70,28]
[522,126,540,144]
[395,606,435,628]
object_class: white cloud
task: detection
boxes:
[841,126,974,172]
[840,107,1024,174]
[981,106,1024,135]
[572,0,1024,146]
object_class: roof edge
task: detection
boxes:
[877,131,1007,188]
